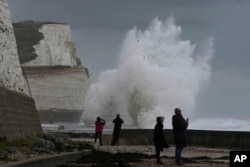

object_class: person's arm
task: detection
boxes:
[102,119,106,125]
[180,116,188,129]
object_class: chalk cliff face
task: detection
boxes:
[24,67,91,111]
[0,0,29,95]
[0,0,42,140]
[13,21,92,122]
[22,23,80,66]
[23,66,92,122]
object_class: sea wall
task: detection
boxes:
[0,86,42,140]
[102,129,250,149]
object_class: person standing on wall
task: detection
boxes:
[154,116,168,164]
[111,114,124,146]
[172,108,189,165]
[95,116,105,146]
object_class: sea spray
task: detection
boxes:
[81,17,214,128]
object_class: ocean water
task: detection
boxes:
[42,118,250,133]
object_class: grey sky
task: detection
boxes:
[7,0,250,120]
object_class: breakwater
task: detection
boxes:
[101,129,250,149]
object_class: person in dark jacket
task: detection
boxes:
[154,116,168,164]
[172,108,189,165]
[95,116,105,146]
[111,114,124,145]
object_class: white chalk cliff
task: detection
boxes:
[0,0,29,95]
[23,66,92,118]
[23,23,79,67]
[14,21,92,122]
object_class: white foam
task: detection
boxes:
[81,17,214,128]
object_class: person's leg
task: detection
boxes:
[111,134,117,146]
[111,134,115,146]
[116,132,120,145]
[175,147,183,165]
[114,133,119,145]
[99,132,103,145]
[94,132,98,143]
[156,150,160,164]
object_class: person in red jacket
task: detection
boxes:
[95,116,105,146]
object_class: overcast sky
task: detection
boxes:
[7,0,250,121]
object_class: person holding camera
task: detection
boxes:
[95,116,106,146]
[172,108,189,165]
[111,114,124,146]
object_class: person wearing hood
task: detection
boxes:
[172,108,189,165]
[154,116,168,164]
[111,114,124,146]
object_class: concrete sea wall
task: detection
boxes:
[102,129,250,149]
[0,86,42,140]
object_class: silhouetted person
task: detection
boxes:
[154,116,168,164]
[95,116,105,146]
[172,108,189,165]
[111,114,124,145]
